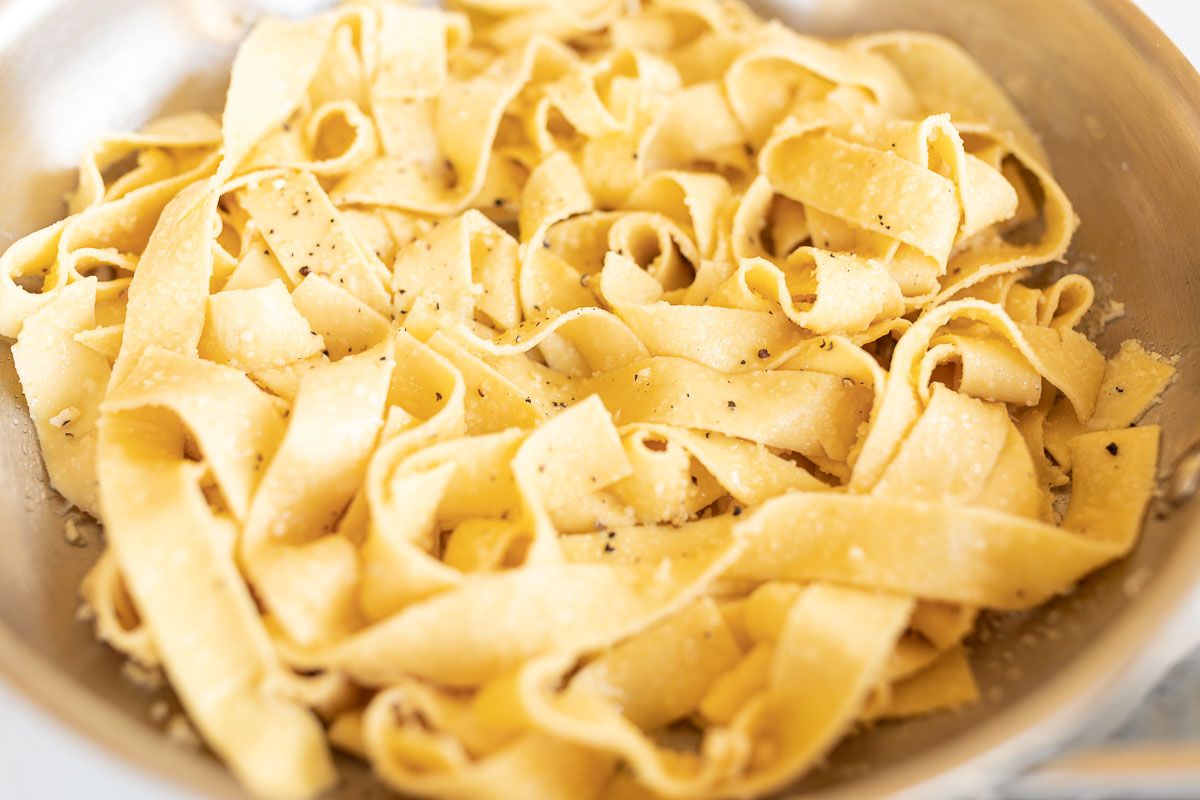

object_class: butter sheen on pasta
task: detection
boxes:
[0,1,1177,799]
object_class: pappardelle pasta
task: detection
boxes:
[0,1,1176,798]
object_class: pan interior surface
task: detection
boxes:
[1,1,1199,798]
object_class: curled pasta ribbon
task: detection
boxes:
[708,248,904,336]
[0,2,1178,800]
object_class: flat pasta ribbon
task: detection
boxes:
[0,2,1176,800]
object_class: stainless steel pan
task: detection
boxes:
[2,0,1199,797]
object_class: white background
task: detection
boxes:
[0,1,1195,799]
[1139,1,1199,63]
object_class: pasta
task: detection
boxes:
[0,1,1177,798]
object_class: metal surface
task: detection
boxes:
[1,0,1200,798]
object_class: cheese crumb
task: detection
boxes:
[148,700,171,725]
[121,659,164,691]
[166,714,201,749]
[48,407,80,428]
[63,518,87,547]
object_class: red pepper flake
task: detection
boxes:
[1106,442,1119,456]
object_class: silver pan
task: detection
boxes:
[1,0,1199,797]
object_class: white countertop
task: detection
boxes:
[1,1,1197,799]
[1138,1,1199,65]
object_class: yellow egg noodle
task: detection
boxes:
[0,1,1177,798]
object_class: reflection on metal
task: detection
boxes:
[1160,441,1200,517]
